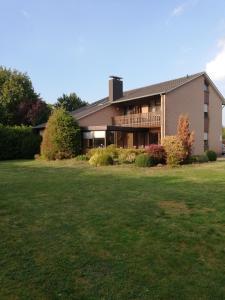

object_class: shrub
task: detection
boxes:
[177,114,195,161]
[41,108,81,160]
[205,150,217,161]
[0,124,41,160]
[105,144,119,159]
[87,145,120,160]
[118,148,145,164]
[145,144,165,164]
[75,154,88,161]
[190,154,209,163]
[86,147,104,159]
[135,153,155,167]
[89,153,113,166]
[162,136,185,166]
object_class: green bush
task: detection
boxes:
[75,154,88,161]
[87,146,144,164]
[86,147,104,159]
[41,108,81,160]
[0,124,41,160]
[190,155,209,163]
[87,144,119,160]
[135,154,154,167]
[105,144,119,159]
[118,148,145,164]
[89,153,113,167]
[205,150,217,161]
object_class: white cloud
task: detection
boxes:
[206,39,225,81]
[172,4,186,16]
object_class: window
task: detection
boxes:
[204,140,209,151]
[94,138,105,148]
[204,81,209,92]
[204,132,208,151]
[204,104,208,113]
[107,131,115,146]
[204,132,208,140]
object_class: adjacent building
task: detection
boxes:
[35,72,225,155]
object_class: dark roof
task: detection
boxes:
[71,97,110,120]
[71,72,206,120]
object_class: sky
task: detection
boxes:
[1,0,225,121]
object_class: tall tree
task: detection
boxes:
[55,93,87,111]
[177,114,195,161]
[16,99,52,126]
[41,108,81,160]
[0,66,51,125]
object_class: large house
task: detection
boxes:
[35,72,225,155]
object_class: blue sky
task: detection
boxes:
[1,0,225,121]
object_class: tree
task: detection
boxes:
[0,66,51,126]
[41,108,81,160]
[177,114,194,161]
[16,99,52,126]
[55,93,87,111]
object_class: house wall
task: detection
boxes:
[208,85,222,153]
[165,75,222,155]
[78,105,118,127]
[165,76,205,155]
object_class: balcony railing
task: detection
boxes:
[113,112,161,127]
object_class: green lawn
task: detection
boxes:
[1,160,225,299]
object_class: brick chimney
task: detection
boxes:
[109,76,123,101]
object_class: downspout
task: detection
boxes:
[160,93,166,140]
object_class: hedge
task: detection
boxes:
[0,124,41,160]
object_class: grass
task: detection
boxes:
[1,159,225,299]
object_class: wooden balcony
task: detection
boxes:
[113,112,161,128]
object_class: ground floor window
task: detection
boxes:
[82,128,160,152]
[106,131,115,146]
[204,132,208,151]
[83,130,106,151]
[149,132,159,144]
[94,138,105,148]
[204,140,209,151]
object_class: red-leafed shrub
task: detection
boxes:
[145,144,165,164]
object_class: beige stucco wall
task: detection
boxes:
[208,85,222,153]
[78,105,118,127]
[165,76,205,155]
[165,76,222,155]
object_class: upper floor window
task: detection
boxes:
[204,81,209,92]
